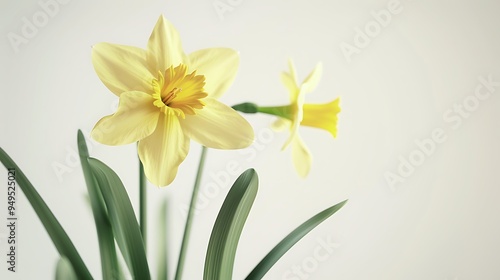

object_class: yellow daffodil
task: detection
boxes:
[270,60,341,177]
[90,15,254,186]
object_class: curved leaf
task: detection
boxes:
[245,200,348,280]
[77,130,120,280]
[157,199,169,280]
[204,169,259,280]
[0,148,93,280]
[88,158,151,280]
[175,146,208,280]
[55,257,78,280]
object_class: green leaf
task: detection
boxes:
[175,146,208,280]
[55,257,78,280]
[157,199,169,280]
[88,157,151,280]
[0,148,93,280]
[204,168,259,280]
[245,200,348,280]
[77,130,120,280]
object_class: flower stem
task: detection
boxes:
[232,102,293,121]
[174,146,208,280]
[256,105,294,120]
[139,158,147,249]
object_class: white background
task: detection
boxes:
[1,0,500,279]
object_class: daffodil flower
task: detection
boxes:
[247,60,340,177]
[90,15,254,186]
[271,60,341,177]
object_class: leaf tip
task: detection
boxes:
[77,130,89,158]
[336,199,348,209]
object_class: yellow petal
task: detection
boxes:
[281,118,299,150]
[180,98,254,149]
[301,62,322,94]
[187,48,239,99]
[291,134,312,177]
[281,87,306,150]
[147,15,186,73]
[138,114,189,186]
[301,97,341,138]
[282,59,300,103]
[91,91,160,145]
[280,71,299,103]
[92,43,154,96]
[271,118,290,132]
[287,59,298,87]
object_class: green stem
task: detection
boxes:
[174,146,208,280]
[157,200,169,280]
[257,105,293,120]
[139,158,147,249]
[232,102,293,121]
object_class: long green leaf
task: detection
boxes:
[245,200,348,280]
[175,145,208,280]
[204,168,259,280]
[157,199,168,280]
[0,148,93,280]
[77,130,120,280]
[55,257,78,280]
[139,157,147,248]
[88,157,151,280]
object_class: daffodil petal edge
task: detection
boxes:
[138,114,190,187]
[180,98,254,149]
[91,91,160,145]
[188,48,239,99]
[147,15,186,74]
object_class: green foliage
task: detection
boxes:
[0,148,93,280]
[89,158,151,279]
[55,257,78,280]
[204,169,259,280]
[77,130,120,279]
[245,200,348,280]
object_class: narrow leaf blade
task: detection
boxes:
[0,148,93,280]
[245,200,348,280]
[77,130,120,280]
[88,157,151,280]
[55,257,78,280]
[157,199,169,280]
[204,168,259,280]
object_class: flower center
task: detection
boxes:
[152,64,208,118]
[162,87,181,105]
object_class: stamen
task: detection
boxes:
[152,63,207,117]
[162,87,181,105]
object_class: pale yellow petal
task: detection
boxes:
[287,59,298,86]
[92,43,154,96]
[291,134,312,178]
[271,118,290,132]
[147,15,186,72]
[301,97,341,138]
[280,72,299,103]
[301,62,322,94]
[138,114,189,186]
[281,88,305,150]
[282,59,300,103]
[281,118,299,150]
[180,98,254,149]
[91,91,160,145]
[188,48,239,99]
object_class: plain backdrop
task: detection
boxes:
[1,0,500,279]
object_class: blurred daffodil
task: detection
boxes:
[91,15,254,186]
[233,60,340,177]
[271,60,340,177]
